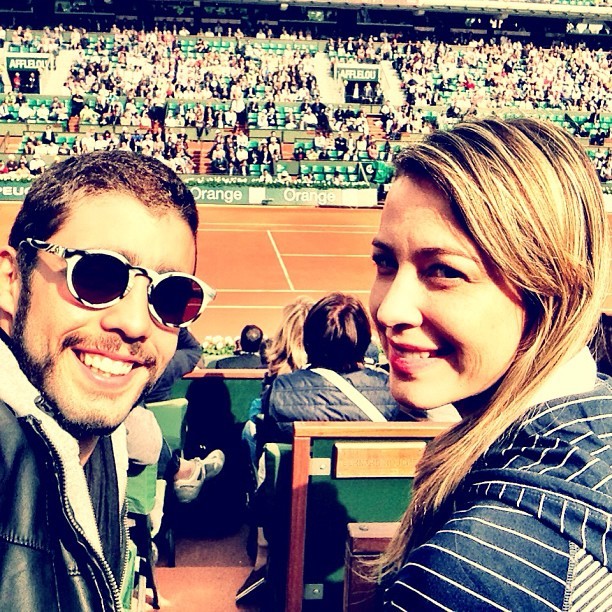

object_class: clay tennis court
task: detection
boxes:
[1,203,611,342]
[0,204,383,340]
[193,205,381,339]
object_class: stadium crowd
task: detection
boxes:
[0,23,610,185]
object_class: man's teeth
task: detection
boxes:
[80,353,133,376]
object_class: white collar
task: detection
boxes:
[528,346,598,408]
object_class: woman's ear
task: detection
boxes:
[0,246,21,332]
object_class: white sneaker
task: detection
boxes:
[173,450,225,503]
[201,449,225,480]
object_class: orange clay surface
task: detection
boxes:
[1,203,611,342]
[0,204,382,341]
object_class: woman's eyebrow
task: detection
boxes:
[371,238,390,250]
[418,246,475,259]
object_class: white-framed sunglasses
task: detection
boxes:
[22,237,216,328]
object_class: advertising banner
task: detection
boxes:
[187,184,249,204]
[0,180,378,208]
[259,186,378,207]
[0,181,31,200]
[6,53,51,72]
[334,63,380,82]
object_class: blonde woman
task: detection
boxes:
[238,296,315,602]
[264,295,315,380]
[369,118,611,609]
[242,296,314,466]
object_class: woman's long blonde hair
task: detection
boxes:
[265,296,315,377]
[380,117,611,573]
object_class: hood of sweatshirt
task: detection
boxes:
[0,334,128,557]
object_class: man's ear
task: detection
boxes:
[0,246,21,331]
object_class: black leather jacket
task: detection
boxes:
[0,337,129,611]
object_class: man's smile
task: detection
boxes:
[76,350,136,377]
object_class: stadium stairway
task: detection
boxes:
[367,114,386,141]
[39,49,76,96]
[313,51,344,104]
[280,142,293,160]
[191,142,210,174]
[379,60,405,107]
[0,47,9,93]
[68,115,80,132]
[4,135,23,154]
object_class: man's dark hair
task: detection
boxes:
[9,150,198,281]
[240,324,264,353]
[303,292,371,373]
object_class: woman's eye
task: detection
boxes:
[426,264,465,279]
[372,252,397,274]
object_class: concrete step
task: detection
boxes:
[68,115,79,133]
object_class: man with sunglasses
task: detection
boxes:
[0,150,215,610]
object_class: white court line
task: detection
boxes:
[207,302,369,309]
[282,253,370,258]
[267,230,295,291]
[200,222,379,229]
[207,306,299,310]
[200,228,375,234]
[209,289,371,294]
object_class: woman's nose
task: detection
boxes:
[371,270,424,330]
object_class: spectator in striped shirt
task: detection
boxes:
[369,117,612,611]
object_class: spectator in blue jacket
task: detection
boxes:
[260,292,401,443]
[146,327,202,402]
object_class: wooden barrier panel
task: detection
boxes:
[285,421,455,612]
[334,441,427,479]
[344,522,400,612]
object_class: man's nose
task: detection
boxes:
[99,277,154,340]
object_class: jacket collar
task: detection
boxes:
[0,334,128,557]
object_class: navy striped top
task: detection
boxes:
[384,373,612,611]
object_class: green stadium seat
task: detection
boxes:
[273,422,453,611]
[145,398,188,568]
[146,398,188,453]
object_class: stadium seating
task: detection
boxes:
[145,398,188,567]
[260,421,454,611]
[171,368,265,425]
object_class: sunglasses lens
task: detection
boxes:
[72,253,129,305]
[150,276,205,326]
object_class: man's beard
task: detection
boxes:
[11,285,155,440]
